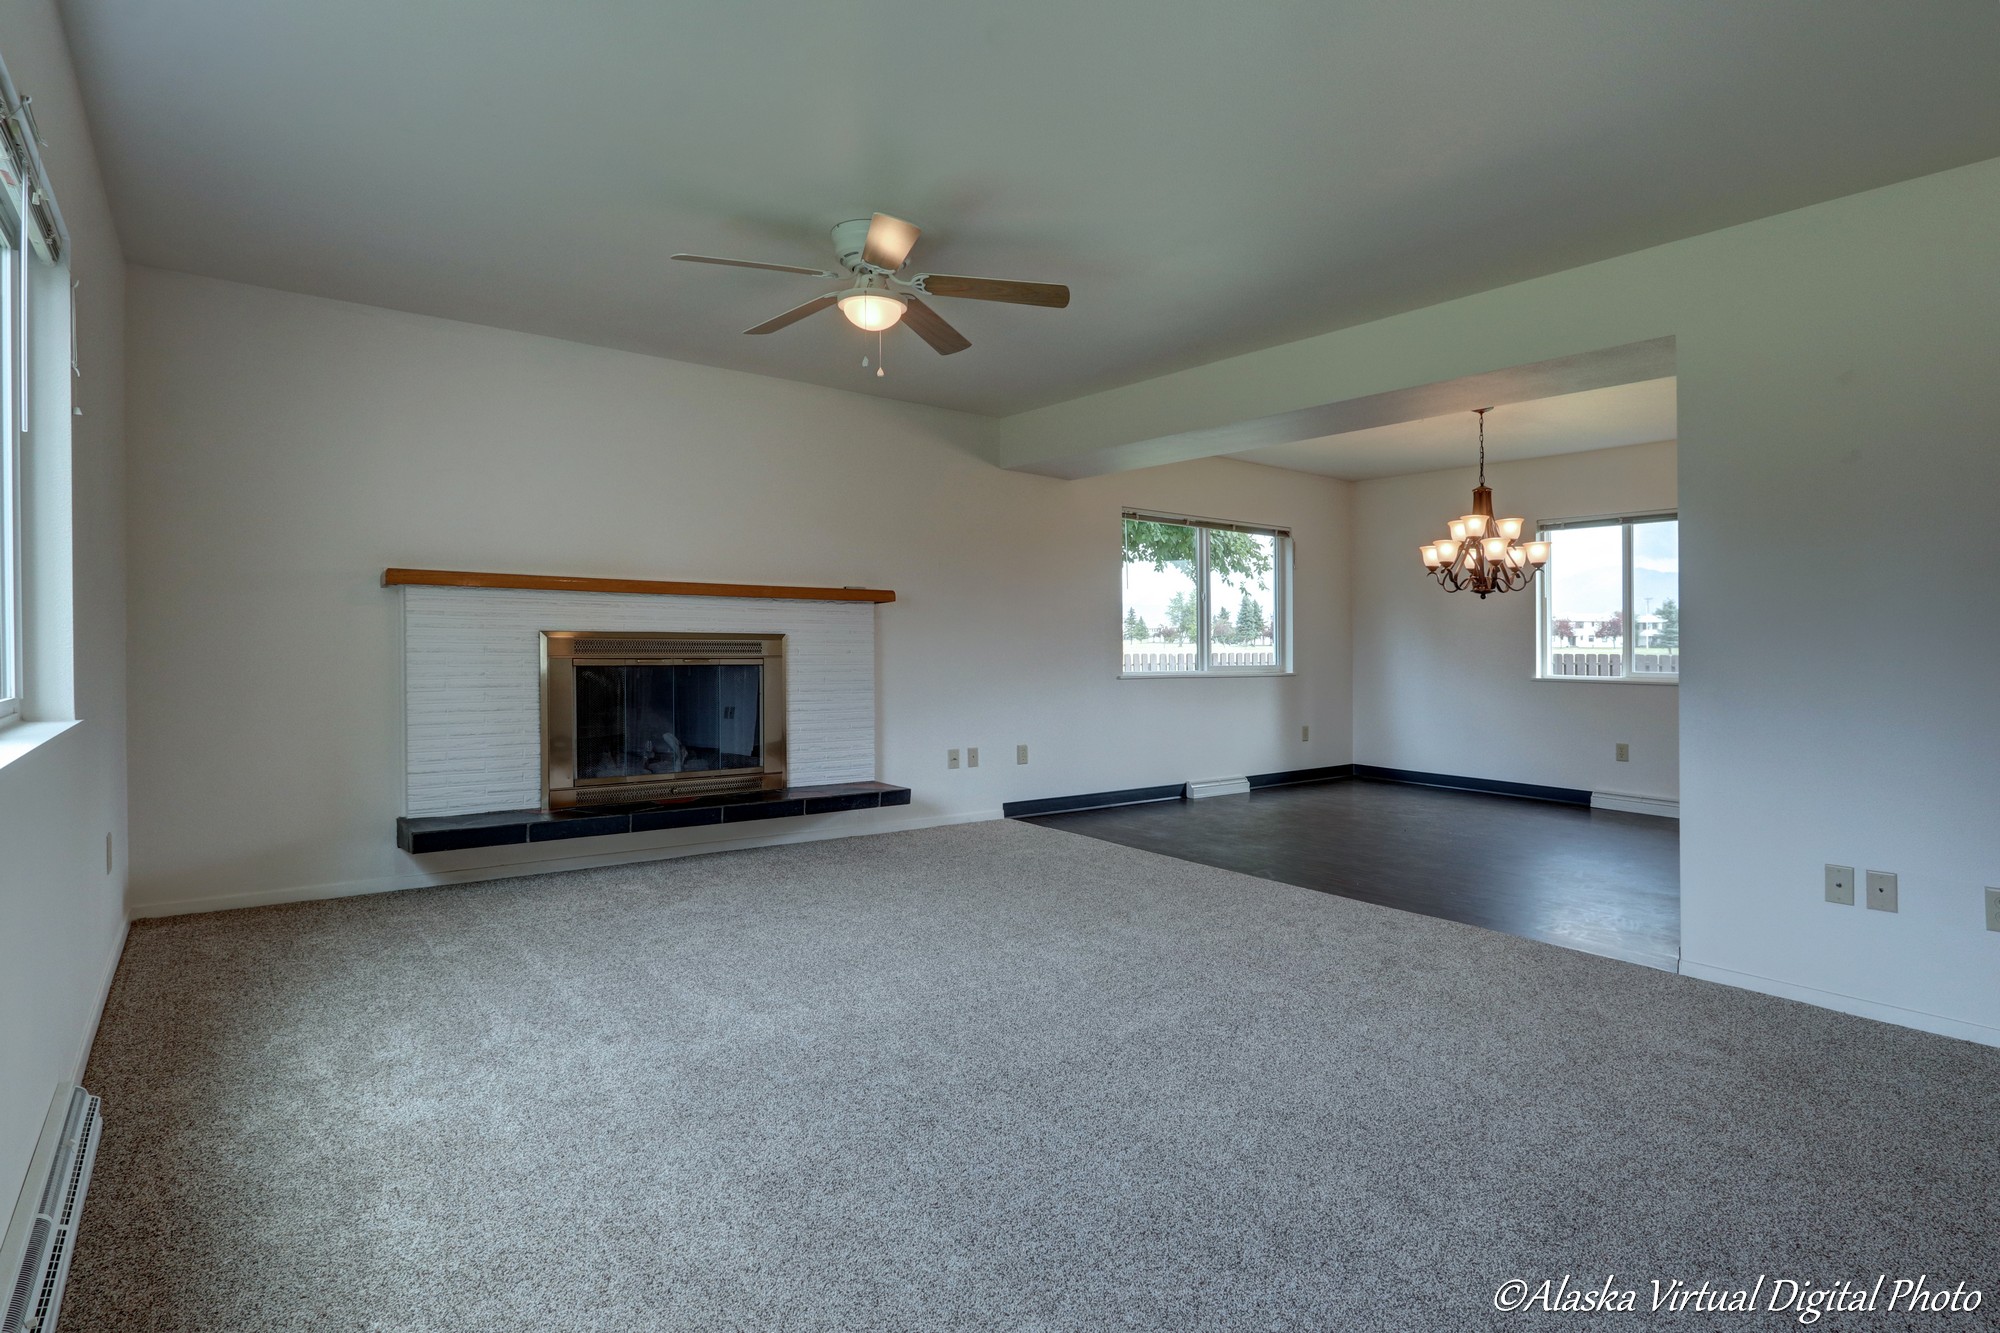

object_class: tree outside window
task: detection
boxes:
[1121,513,1289,674]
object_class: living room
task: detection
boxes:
[3,2,1996,1328]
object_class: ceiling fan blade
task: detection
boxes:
[744,295,838,335]
[900,298,971,356]
[917,274,1070,308]
[673,253,835,277]
[862,213,922,271]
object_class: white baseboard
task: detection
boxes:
[1591,791,1679,819]
[1679,959,2000,1048]
[72,918,129,1085]
[128,809,1004,919]
[1185,777,1251,799]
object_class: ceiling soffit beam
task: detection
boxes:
[1001,336,1677,480]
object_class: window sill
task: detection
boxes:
[1118,670,1294,680]
[0,718,81,774]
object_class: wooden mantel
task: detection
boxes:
[382,568,896,604]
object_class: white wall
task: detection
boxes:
[0,0,127,1209]
[122,268,1353,915]
[1350,440,1677,801]
[1001,157,2000,1043]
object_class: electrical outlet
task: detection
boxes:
[1985,887,2000,933]
[947,748,960,770]
[1824,864,1854,905]
[1016,744,1028,765]
[1615,742,1630,762]
[1301,725,1310,742]
[967,747,979,768]
[1865,870,1898,913]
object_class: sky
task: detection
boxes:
[1547,519,1678,633]
[1121,551,1276,639]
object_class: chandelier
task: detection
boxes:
[1421,408,1549,598]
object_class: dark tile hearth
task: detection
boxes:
[398,782,911,854]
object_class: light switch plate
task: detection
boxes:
[1016,744,1029,765]
[967,747,979,768]
[1985,887,2000,933]
[947,748,960,770]
[1824,865,1854,905]
[1615,742,1630,762]
[1865,870,1898,913]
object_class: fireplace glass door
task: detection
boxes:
[541,631,787,807]
[574,663,763,781]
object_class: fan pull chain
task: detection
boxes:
[876,326,886,377]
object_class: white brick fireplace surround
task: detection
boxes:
[402,584,878,818]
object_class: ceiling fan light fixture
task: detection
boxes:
[838,291,905,332]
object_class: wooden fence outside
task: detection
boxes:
[1548,650,1679,677]
[1122,647,1278,673]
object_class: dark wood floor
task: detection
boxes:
[1026,778,1680,969]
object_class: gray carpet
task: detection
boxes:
[67,820,1999,1331]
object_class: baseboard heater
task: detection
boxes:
[2,1086,102,1333]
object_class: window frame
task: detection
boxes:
[1119,509,1293,679]
[1534,510,1679,686]
[0,52,74,731]
[0,206,20,723]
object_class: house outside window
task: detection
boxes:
[1121,510,1291,676]
[1537,513,1678,682]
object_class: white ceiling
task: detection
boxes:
[55,1,2000,416]
[1234,377,1677,481]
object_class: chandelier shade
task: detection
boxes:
[1421,408,1547,598]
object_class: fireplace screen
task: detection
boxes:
[574,664,763,780]
[542,632,786,808]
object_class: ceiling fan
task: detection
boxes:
[671,213,1069,358]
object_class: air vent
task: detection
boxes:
[1,1087,101,1333]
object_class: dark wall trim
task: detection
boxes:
[1352,765,1590,807]
[1003,784,1186,819]
[1007,764,1586,819]
[1246,764,1355,790]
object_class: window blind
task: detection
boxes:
[0,52,69,263]
[1536,510,1675,534]
[1122,508,1291,539]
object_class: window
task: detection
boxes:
[0,180,20,720]
[1538,513,1678,682]
[1,58,71,726]
[1121,510,1290,675]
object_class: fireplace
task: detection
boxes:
[540,631,786,808]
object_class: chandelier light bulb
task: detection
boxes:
[1421,544,1442,568]
[1449,520,1468,541]
[1482,536,1507,561]
[838,291,905,331]
[1464,514,1489,538]
[1435,538,1460,562]
[1498,517,1524,541]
